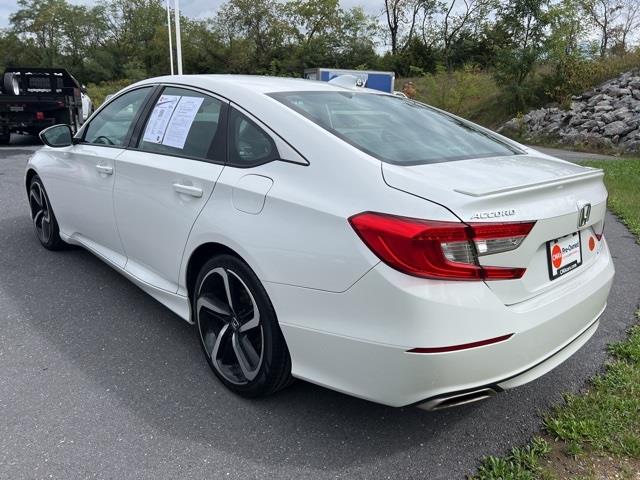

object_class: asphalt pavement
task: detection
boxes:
[528,145,620,162]
[1,135,639,479]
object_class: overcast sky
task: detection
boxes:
[0,0,383,28]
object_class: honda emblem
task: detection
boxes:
[577,202,591,228]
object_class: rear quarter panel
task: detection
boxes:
[180,114,460,294]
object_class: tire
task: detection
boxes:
[28,175,66,250]
[72,112,81,134]
[0,131,9,145]
[193,254,293,397]
[3,73,19,95]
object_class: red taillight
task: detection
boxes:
[36,111,45,120]
[407,333,513,353]
[349,212,535,281]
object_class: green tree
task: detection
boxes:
[215,0,290,70]
[101,0,167,78]
[437,0,497,71]
[10,0,72,67]
[282,1,379,72]
[334,6,380,68]
[60,4,107,80]
[540,0,593,104]
[285,0,342,45]
[180,19,227,75]
[492,0,550,111]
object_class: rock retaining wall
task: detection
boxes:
[500,70,640,153]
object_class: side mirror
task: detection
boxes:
[40,124,73,148]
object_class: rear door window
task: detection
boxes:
[138,87,225,162]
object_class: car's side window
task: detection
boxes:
[228,108,279,167]
[138,87,224,161]
[84,87,151,146]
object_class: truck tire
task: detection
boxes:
[3,73,20,96]
[0,131,10,145]
[69,112,81,134]
[55,110,71,126]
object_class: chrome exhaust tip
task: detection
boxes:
[416,387,498,411]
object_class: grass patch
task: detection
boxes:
[472,158,640,479]
[474,437,551,480]
[581,159,640,240]
[544,314,640,457]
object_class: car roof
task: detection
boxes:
[133,74,387,99]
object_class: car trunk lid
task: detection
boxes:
[382,154,608,305]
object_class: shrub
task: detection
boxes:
[542,51,640,106]
[86,79,136,108]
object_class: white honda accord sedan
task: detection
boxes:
[26,75,614,409]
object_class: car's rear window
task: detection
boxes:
[269,91,522,165]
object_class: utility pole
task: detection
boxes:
[174,0,183,75]
[166,0,174,75]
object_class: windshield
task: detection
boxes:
[269,91,522,165]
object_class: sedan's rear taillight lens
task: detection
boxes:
[349,212,535,281]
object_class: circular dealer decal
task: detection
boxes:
[551,244,563,268]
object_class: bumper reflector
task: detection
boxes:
[407,333,513,354]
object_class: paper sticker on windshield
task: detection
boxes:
[142,95,180,144]
[162,96,204,149]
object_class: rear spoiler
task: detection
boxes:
[454,169,604,198]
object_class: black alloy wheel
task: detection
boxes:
[194,255,293,397]
[28,175,65,250]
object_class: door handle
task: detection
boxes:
[96,164,113,175]
[172,183,203,198]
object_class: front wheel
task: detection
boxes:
[28,175,65,250]
[194,254,293,397]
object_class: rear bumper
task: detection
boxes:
[0,117,56,131]
[267,238,614,407]
[417,312,601,410]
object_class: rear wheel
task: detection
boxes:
[0,131,9,145]
[194,254,293,397]
[28,175,65,250]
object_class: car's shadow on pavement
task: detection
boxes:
[1,210,639,477]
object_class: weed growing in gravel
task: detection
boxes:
[473,437,551,480]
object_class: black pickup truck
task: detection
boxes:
[0,67,89,145]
